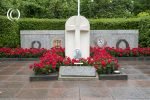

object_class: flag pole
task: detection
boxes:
[78,0,80,16]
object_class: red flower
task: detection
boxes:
[101,60,106,67]
[94,65,99,69]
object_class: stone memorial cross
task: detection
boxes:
[65,0,93,59]
[65,16,90,59]
[66,16,89,51]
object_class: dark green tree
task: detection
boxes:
[0,0,149,18]
[133,0,150,15]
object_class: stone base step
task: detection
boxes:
[58,74,99,81]
[59,66,98,81]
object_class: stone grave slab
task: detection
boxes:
[59,66,98,81]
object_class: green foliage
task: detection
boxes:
[33,65,57,75]
[138,17,150,47]
[90,18,140,30]
[90,17,150,47]
[18,18,66,30]
[1,0,148,18]
[133,0,150,15]
[97,63,116,74]
[0,33,20,48]
[0,16,19,47]
[81,0,134,18]
[0,16,150,47]
[0,16,18,35]
[137,12,150,17]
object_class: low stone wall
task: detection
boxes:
[20,30,138,49]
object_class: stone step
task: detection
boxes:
[59,66,98,81]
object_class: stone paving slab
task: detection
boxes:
[0,61,149,100]
[6,75,29,82]
[110,87,148,99]
[0,88,21,98]
[15,89,48,99]
[0,75,11,82]
[133,65,150,69]
[24,81,51,89]
[78,80,105,88]
[137,88,150,98]
[81,97,114,100]
[49,81,79,88]
[122,69,143,74]
[114,98,150,100]
[80,87,112,98]
[128,74,150,80]
[104,80,136,87]
[47,88,79,99]
[0,82,25,89]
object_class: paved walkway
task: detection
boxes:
[0,60,150,100]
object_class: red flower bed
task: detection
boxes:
[0,47,149,58]
[105,47,150,57]
[0,47,149,75]
[0,48,47,58]
[30,47,119,75]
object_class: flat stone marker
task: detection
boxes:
[59,66,98,80]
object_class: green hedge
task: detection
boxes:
[0,16,19,47]
[0,16,18,35]
[138,18,150,47]
[19,18,66,30]
[0,16,150,47]
[90,18,140,30]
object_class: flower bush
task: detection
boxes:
[105,47,150,57]
[0,47,149,58]
[30,47,119,75]
[90,47,119,74]
[0,48,47,58]
[0,47,150,75]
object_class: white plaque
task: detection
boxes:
[59,66,96,77]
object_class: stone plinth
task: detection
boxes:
[59,66,98,81]
[30,73,58,81]
[99,74,128,80]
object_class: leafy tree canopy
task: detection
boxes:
[0,0,149,18]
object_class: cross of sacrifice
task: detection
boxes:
[65,0,93,59]
[66,0,93,52]
[66,17,89,52]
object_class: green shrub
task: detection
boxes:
[0,33,20,48]
[0,15,150,47]
[0,16,18,35]
[138,17,150,47]
[90,18,140,30]
[0,16,19,47]
[18,18,66,30]
[137,12,150,17]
